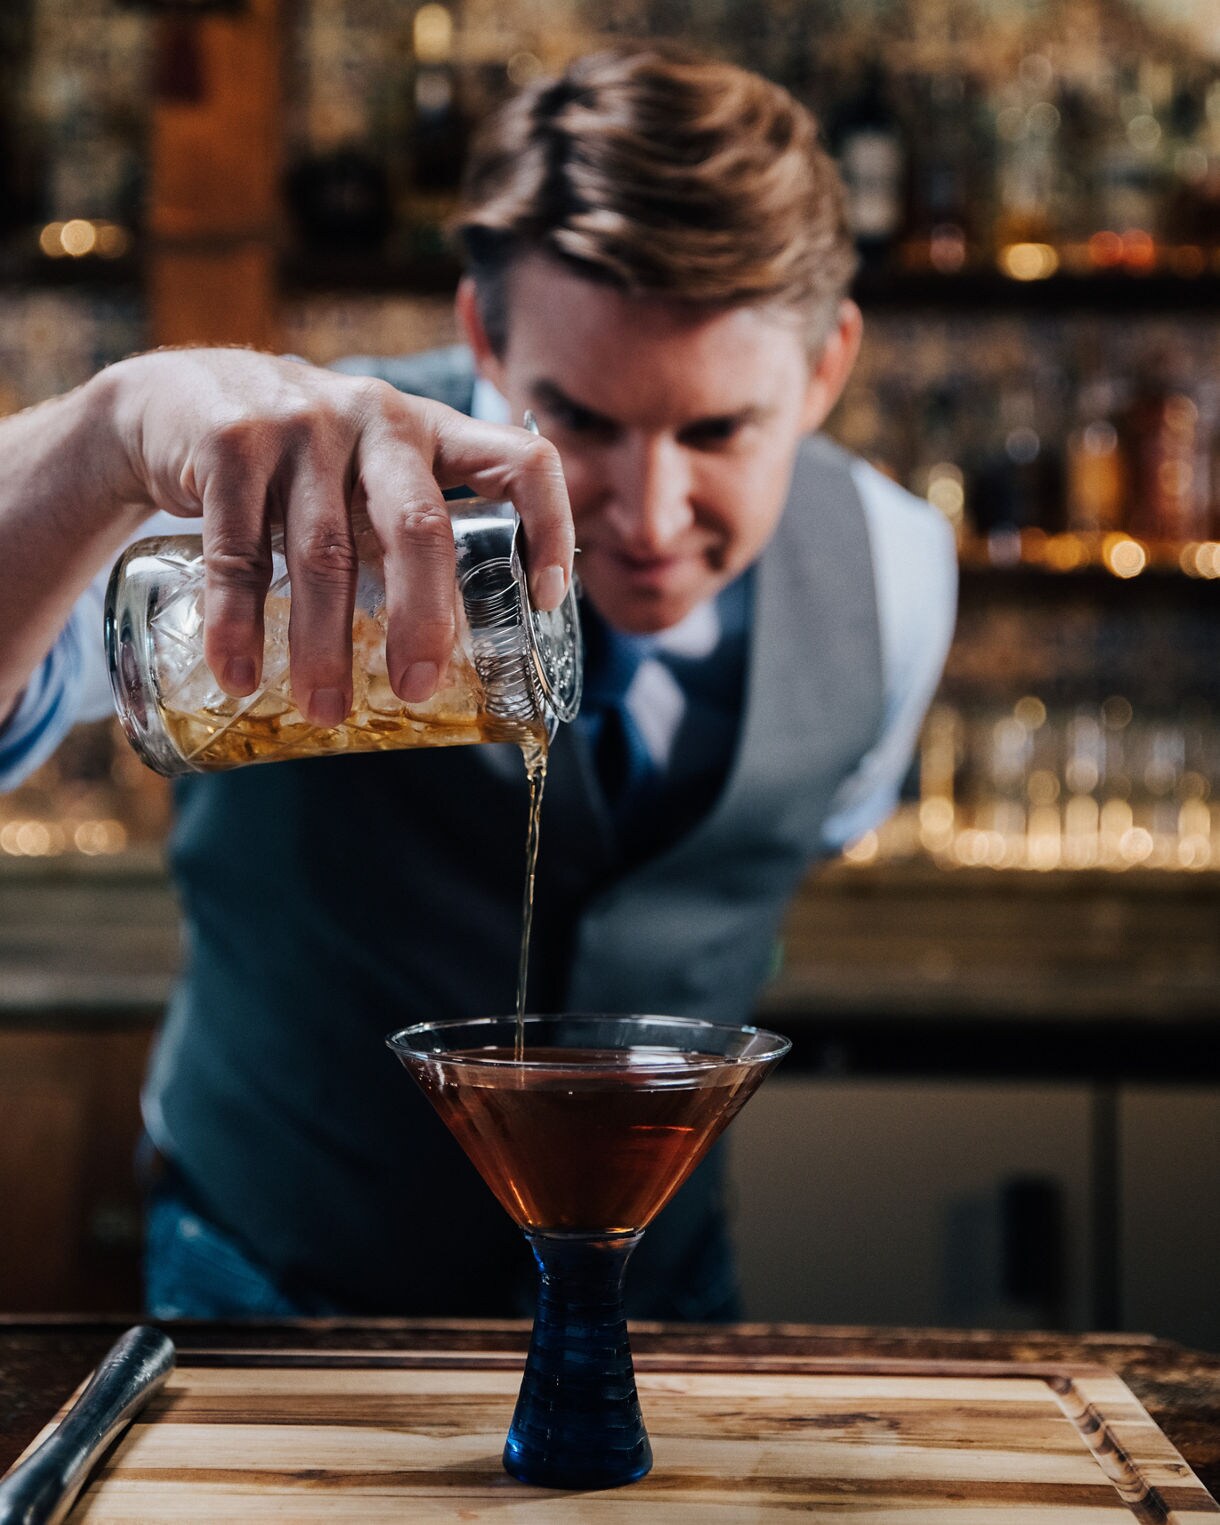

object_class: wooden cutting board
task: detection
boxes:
[23,1349,1220,1521]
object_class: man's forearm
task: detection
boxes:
[0,370,150,719]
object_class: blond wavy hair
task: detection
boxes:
[455,45,856,354]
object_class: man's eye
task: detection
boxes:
[680,418,743,449]
[550,402,615,438]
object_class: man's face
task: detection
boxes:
[461,255,853,634]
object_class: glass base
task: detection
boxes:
[503,1228,652,1489]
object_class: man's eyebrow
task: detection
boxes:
[532,379,771,432]
[682,404,770,431]
[531,380,617,428]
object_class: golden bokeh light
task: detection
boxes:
[1014,696,1047,730]
[999,242,1060,281]
[413,3,453,64]
[1102,534,1147,578]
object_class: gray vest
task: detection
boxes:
[145,347,884,1317]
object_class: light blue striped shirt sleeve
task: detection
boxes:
[0,616,89,790]
[0,513,184,792]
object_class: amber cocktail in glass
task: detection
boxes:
[386,1013,790,1490]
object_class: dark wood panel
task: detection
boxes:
[0,1031,151,1312]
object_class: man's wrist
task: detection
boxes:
[74,362,155,525]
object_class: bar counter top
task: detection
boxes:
[2,1318,1218,1501]
[4,854,1217,1078]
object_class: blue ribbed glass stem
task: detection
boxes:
[503,1228,652,1489]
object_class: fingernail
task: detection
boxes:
[310,687,349,727]
[533,564,567,611]
[223,657,257,694]
[402,661,439,702]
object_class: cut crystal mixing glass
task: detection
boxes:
[105,499,581,776]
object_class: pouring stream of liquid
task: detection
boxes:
[515,737,548,1061]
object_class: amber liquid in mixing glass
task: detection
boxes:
[161,647,532,768]
[158,601,543,769]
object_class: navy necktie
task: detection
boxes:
[579,617,659,834]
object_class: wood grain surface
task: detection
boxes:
[17,1350,1219,1522]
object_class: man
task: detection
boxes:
[0,47,955,1320]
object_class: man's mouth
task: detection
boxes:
[621,551,680,571]
[599,546,697,577]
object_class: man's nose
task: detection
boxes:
[609,435,695,551]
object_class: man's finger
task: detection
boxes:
[428,413,575,612]
[199,467,274,699]
[280,451,359,728]
[360,453,457,705]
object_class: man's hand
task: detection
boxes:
[105,349,573,726]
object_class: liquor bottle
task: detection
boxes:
[1065,378,1127,534]
[830,62,908,268]
[902,71,989,274]
[1090,61,1166,261]
[1161,71,1220,257]
[409,4,468,196]
[284,147,393,252]
[991,53,1062,254]
[969,378,1064,551]
[1199,79,1220,251]
[1196,379,1220,541]
[0,7,36,239]
[909,382,969,545]
[1120,351,1207,542]
[1052,74,1105,260]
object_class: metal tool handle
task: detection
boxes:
[0,1324,175,1525]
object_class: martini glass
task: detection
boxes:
[386,1013,790,1490]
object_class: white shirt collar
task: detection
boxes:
[471,375,512,426]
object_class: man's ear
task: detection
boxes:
[799,299,863,434]
[455,277,508,392]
